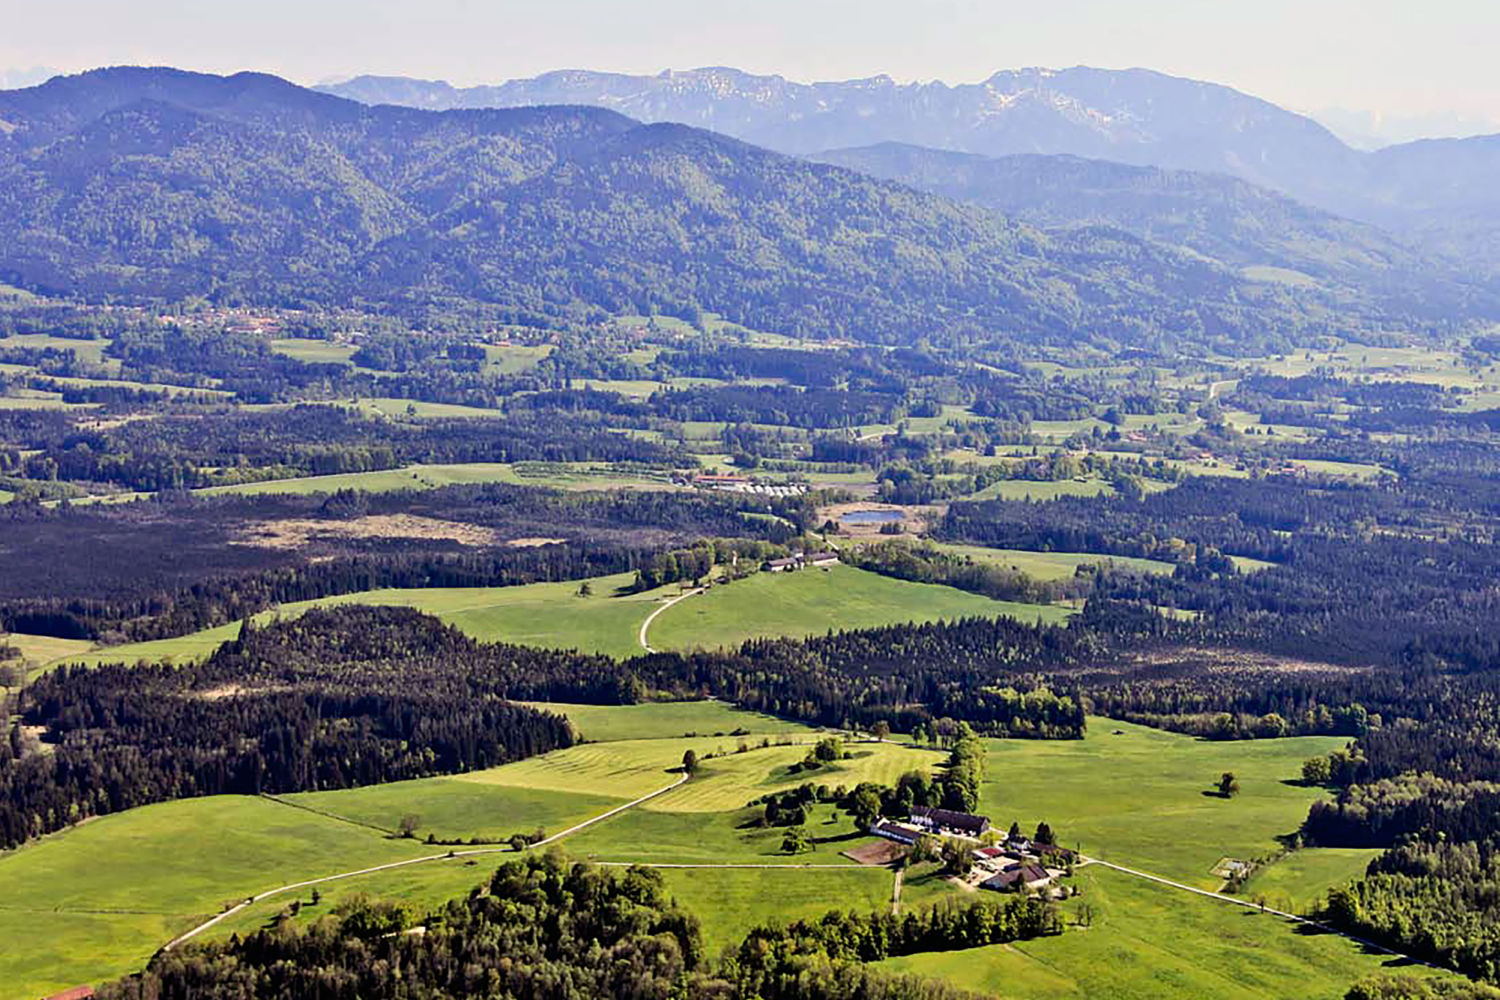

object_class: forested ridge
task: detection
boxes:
[0,605,1092,849]
[0,484,805,641]
[0,67,1436,351]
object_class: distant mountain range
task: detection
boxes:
[810,143,1497,322]
[0,67,1490,350]
[320,67,1500,273]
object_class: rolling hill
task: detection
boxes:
[322,65,1500,276]
[812,143,1500,321]
[0,67,1419,350]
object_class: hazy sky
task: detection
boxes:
[3,0,1497,127]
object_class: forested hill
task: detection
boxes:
[813,143,1500,322]
[320,66,1500,278]
[0,67,1437,350]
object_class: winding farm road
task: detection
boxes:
[161,771,690,952]
[638,587,703,652]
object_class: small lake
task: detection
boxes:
[840,509,904,524]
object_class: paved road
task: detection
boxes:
[1089,858,1441,969]
[638,587,703,652]
[161,772,690,952]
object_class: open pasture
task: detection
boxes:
[0,333,114,366]
[880,864,1449,1000]
[515,699,813,742]
[56,572,671,666]
[0,795,432,999]
[965,478,1116,501]
[1243,847,1382,914]
[648,564,1070,652]
[282,779,623,843]
[978,718,1347,886]
[927,542,1176,580]
[660,866,895,954]
[268,337,357,364]
[55,564,1067,670]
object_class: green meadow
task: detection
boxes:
[978,719,1346,886]
[926,543,1177,580]
[0,795,433,999]
[880,864,1448,1000]
[966,478,1116,501]
[58,565,1070,669]
[1243,847,1382,914]
[56,571,670,665]
[516,699,812,742]
[0,703,1414,999]
[68,460,681,505]
[648,564,1070,652]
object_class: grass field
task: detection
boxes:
[515,699,812,742]
[978,719,1345,886]
[0,333,113,366]
[269,337,358,364]
[661,866,895,954]
[60,572,671,665]
[1243,847,1382,914]
[881,864,1448,1000]
[72,461,680,504]
[649,565,1070,652]
[0,796,432,998]
[65,566,1070,669]
[0,393,94,410]
[481,343,553,374]
[967,478,1117,501]
[0,707,1403,998]
[1,632,95,679]
[282,780,623,842]
[927,543,1176,580]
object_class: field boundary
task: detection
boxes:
[1091,859,1444,971]
[160,772,689,952]
[259,793,397,836]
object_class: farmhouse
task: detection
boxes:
[981,863,1052,893]
[42,987,95,1000]
[869,818,921,844]
[910,805,991,838]
[1034,842,1076,863]
[763,550,840,573]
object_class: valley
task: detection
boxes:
[2,48,1500,1000]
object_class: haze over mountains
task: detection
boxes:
[321,66,1500,272]
[0,66,1493,352]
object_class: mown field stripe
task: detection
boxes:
[161,772,689,953]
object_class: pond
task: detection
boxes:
[840,509,904,524]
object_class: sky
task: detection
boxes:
[3,0,1497,137]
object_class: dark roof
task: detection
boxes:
[984,863,1049,890]
[911,805,990,834]
[869,819,917,843]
